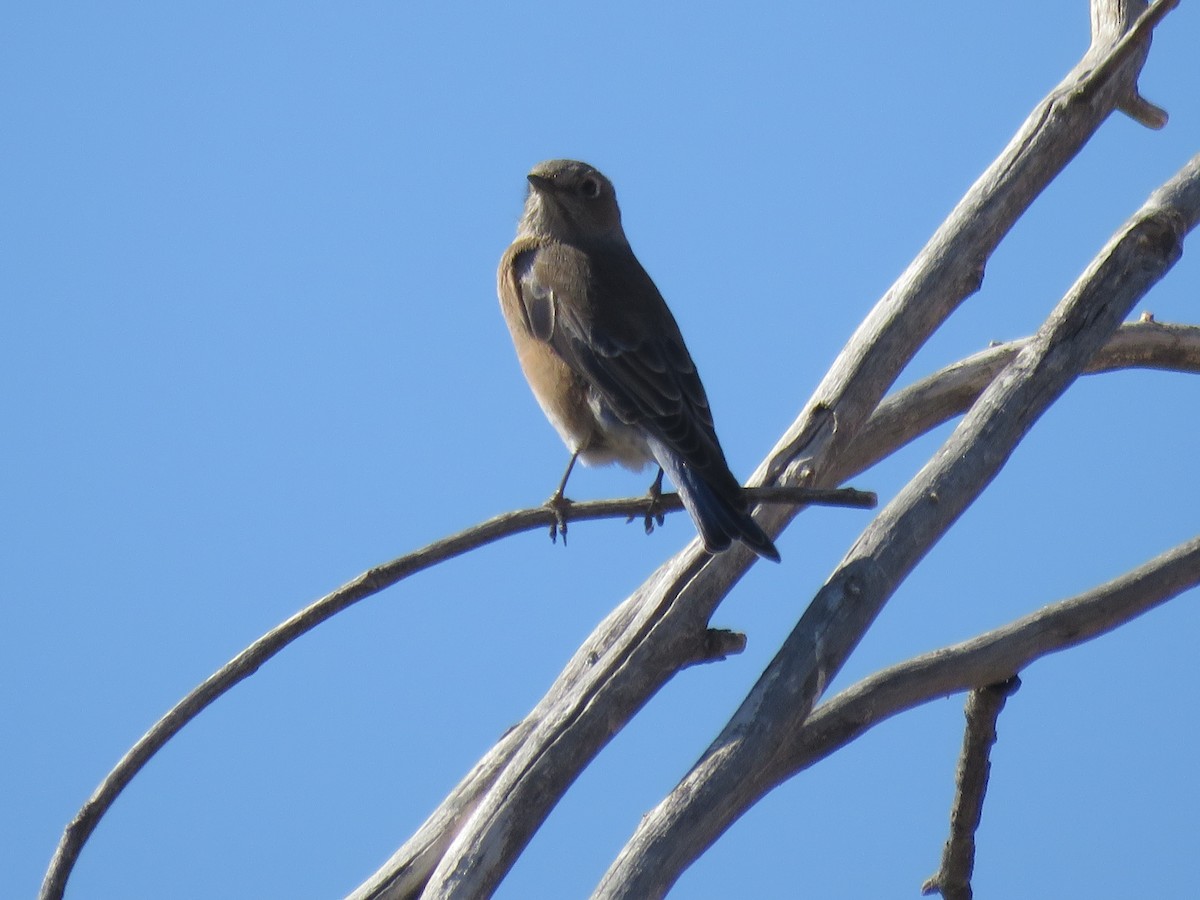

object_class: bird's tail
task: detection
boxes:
[652,444,780,563]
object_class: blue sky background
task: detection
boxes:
[3,3,1198,898]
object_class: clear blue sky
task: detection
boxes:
[3,3,1198,898]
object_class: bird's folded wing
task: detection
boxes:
[516,244,732,483]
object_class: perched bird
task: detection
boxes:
[497,159,779,562]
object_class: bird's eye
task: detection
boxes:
[579,177,601,199]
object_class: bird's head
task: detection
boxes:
[519,159,625,243]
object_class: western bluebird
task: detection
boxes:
[497,159,779,562]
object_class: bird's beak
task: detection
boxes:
[526,173,554,194]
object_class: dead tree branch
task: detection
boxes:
[346,4,1184,897]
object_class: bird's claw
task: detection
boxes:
[629,495,666,535]
[629,469,666,535]
[546,493,572,546]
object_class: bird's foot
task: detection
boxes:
[545,492,573,546]
[642,496,666,536]
[628,469,666,536]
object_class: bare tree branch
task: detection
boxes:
[341,5,1185,896]
[594,149,1200,898]
[922,677,1022,900]
[27,2,1192,899]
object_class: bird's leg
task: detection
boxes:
[546,451,578,545]
[642,467,666,535]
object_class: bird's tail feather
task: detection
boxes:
[652,444,780,563]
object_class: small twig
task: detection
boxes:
[922,677,1022,900]
[554,487,875,545]
[38,484,873,900]
[1088,0,1178,129]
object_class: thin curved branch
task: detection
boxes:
[37,485,871,900]
[595,151,1200,898]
